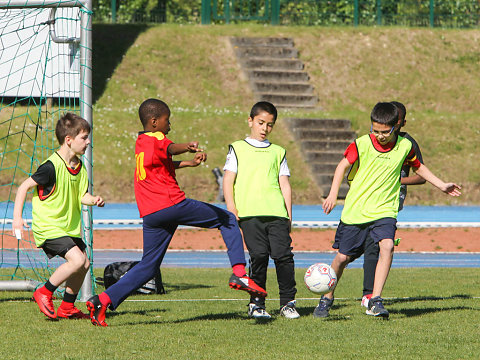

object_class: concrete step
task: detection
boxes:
[248,70,309,82]
[292,129,357,141]
[310,163,339,174]
[253,82,313,94]
[231,37,294,47]
[300,140,352,152]
[234,46,298,58]
[305,151,345,163]
[287,118,353,130]
[256,93,318,107]
[242,58,304,71]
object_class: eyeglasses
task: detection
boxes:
[370,124,395,136]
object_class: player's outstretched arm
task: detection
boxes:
[12,177,37,238]
[174,152,207,169]
[414,164,461,196]
[168,142,203,155]
[82,193,105,207]
[223,170,239,220]
[322,158,351,214]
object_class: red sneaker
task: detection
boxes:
[86,295,108,327]
[57,306,90,319]
[33,288,56,319]
[229,274,267,298]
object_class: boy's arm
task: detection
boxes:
[401,174,426,186]
[12,177,38,237]
[414,164,461,196]
[81,193,105,207]
[168,142,203,156]
[279,175,292,232]
[322,157,351,214]
[223,170,239,219]
[173,152,207,169]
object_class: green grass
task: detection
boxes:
[1,267,480,359]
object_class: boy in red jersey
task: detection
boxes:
[86,98,267,327]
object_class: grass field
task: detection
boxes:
[1,267,480,359]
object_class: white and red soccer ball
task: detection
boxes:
[304,263,337,294]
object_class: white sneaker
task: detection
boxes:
[248,303,271,319]
[361,294,372,308]
[280,300,300,319]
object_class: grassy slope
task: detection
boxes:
[92,25,480,204]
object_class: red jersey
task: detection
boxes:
[344,133,421,168]
[134,131,186,217]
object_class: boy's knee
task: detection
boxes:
[379,239,394,253]
[335,252,351,265]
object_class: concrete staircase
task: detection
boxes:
[230,37,317,108]
[286,118,357,198]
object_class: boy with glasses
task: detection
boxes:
[360,101,426,310]
[314,102,461,319]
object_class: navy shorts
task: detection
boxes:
[332,217,397,260]
[41,236,86,259]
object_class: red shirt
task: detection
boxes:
[344,134,421,168]
[134,132,186,217]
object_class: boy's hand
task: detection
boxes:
[322,195,337,214]
[226,205,239,221]
[187,142,203,153]
[443,183,461,197]
[94,196,105,207]
[191,152,207,166]
[12,218,29,240]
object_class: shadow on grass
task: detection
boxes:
[163,283,213,292]
[387,294,472,304]
[390,306,474,317]
[92,24,149,104]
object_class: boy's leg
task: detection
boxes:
[362,235,379,306]
[105,221,177,309]
[365,218,396,318]
[266,218,296,307]
[171,199,267,297]
[34,237,88,319]
[372,238,394,298]
[239,217,269,308]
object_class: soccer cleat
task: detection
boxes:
[280,300,300,319]
[361,294,372,308]
[366,296,389,318]
[313,296,334,318]
[248,303,271,319]
[229,274,267,298]
[57,306,90,319]
[86,295,108,327]
[33,288,56,319]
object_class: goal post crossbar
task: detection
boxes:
[0,0,86,9]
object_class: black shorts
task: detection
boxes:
[41,236,86,259]
[332,218,397,260]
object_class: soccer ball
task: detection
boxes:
[304,263,337,294]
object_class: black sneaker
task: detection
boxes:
[313,296,334,318]
[366,296,389,318]
[86,295,108,327]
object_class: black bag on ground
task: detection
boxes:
[103,261,165,295]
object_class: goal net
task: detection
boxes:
[0,0,94,299]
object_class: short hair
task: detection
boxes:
[370,102,399,127]
[390,101,406,123]
[138,98,170,127]
[55,113,90,145]
[250,101,277,122]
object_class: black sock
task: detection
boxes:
[63,292,77,303]
[44,280,58,293]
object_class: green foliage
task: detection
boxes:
[1,267,480,359]
[92,0,480,27]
